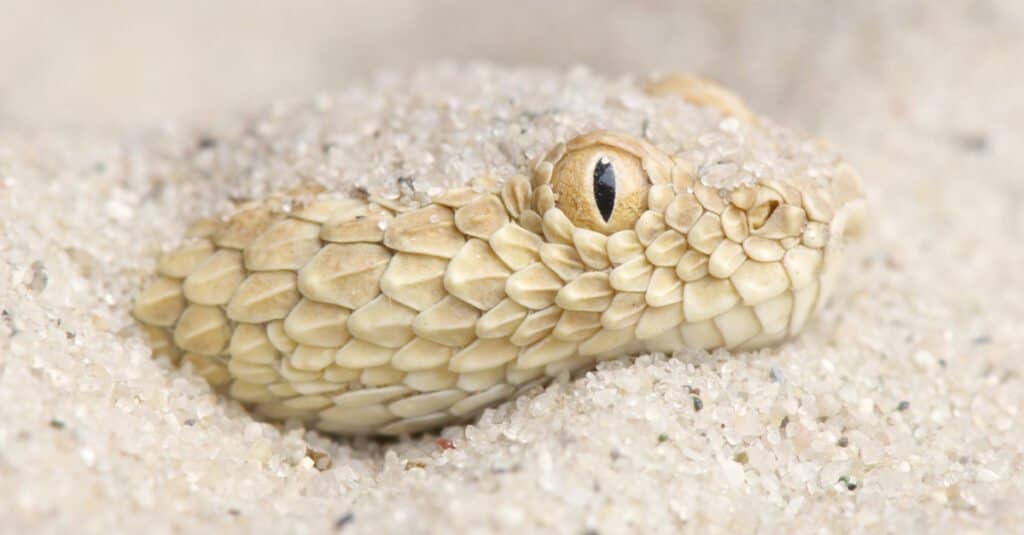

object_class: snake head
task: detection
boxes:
[132,70,867,435]
[512,77,866,355]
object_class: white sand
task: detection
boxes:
[2,2,1023,533]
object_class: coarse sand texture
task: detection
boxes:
[2,39,1024,535]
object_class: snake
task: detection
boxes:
[132,74,866,436]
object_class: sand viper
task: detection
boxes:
[133,74,866,435]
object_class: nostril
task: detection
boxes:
[748,200,779,230]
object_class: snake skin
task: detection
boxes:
[133,75,866,435]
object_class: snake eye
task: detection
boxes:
[592,157,616,222]
[549,142,649,234]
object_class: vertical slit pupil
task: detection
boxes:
[593,156,616,222]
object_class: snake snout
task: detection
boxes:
[833,199,868,242]
[830,162,868,241]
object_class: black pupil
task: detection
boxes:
[592,157,616,222]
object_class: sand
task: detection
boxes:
[1,2,1022,534]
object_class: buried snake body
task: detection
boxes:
[133,74,865,436]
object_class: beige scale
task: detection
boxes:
[133,74,866,436]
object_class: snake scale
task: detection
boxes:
[133,74,865,436]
